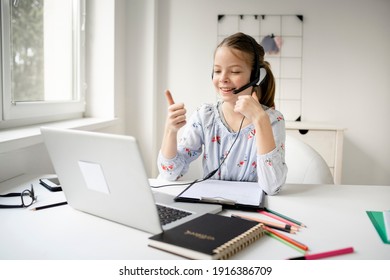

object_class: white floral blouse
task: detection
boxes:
[157,102,288,195]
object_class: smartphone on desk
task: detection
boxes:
[39,177,62,192]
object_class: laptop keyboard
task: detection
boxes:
[156,204,192,226]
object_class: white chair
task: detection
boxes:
[285,134,334,184]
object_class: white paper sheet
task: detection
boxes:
[177,180,263,207]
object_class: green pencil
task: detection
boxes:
[265,208,306,227]
[265,231,306,254]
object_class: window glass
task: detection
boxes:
[10,0,74,103]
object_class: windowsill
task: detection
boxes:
[0,117,119,154]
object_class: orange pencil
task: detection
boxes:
[264,225,309,251]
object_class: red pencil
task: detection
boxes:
[288,247,354,260]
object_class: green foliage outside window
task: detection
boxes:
[11,0,44,102]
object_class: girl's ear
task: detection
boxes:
[252,87,261,103]
[251,90,260,103]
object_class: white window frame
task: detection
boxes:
[0,0,86,128]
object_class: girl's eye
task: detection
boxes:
[231,69,242,74]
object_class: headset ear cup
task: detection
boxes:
[251,68,260,85]
[257,68,267,85]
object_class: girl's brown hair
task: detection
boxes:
[217,32,275,108]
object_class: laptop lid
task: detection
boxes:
[40,127,221,235]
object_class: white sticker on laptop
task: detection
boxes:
[78,161,110,194]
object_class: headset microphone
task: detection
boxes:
[232,68,267,94]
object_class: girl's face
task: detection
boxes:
[212,46,252,100]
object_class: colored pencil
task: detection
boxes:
[231,214,298,233]
[288,247,354,260]
[264,226,309,251]
[232,214,292,233]
[254,212,299,232]
[265,208,306,227]
[265,232,306,254]
[258,210,301,228]
[265,224,295,234]
[31,201,68,211]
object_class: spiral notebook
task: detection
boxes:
[148,213,264,259]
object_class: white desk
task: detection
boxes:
[0,174,389,260]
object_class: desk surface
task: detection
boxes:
[0,174,389,260]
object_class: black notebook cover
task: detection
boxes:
[148,213,264,259]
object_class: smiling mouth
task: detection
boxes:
[220,87,236,93]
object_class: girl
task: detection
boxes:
[158,32,287,195]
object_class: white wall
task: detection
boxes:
[84,0,115,119]
[124,0,159,175]
[152,0,390,185]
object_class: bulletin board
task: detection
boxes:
[217,14,304,121]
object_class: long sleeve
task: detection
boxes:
[157,103,288,195]
[256,108,287,195]
[157,107,206,180]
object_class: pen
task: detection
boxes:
[264,208,306,227]
[263,226,309,251]
[31,201,67,211]
[231,214,298,233]
[288,247,354,260]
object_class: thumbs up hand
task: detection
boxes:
[164,90,187,132]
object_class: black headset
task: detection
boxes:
[213,35,266,95]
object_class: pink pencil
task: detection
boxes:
[258,210,300,228]
[288,247,354,260]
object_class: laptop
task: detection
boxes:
[40,127,222,235]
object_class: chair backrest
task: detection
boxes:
[285,134,334,184]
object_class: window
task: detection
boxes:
[0,0,86,128]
